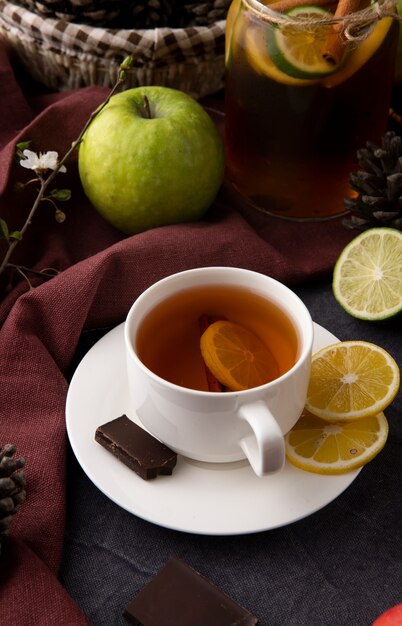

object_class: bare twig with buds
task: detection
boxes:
[0,56,134,290]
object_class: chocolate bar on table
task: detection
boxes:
[123,556,259,626]
[95,415,177,480]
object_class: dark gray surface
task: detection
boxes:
[59,279,402,626]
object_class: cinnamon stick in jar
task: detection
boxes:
[322,0,363,66]
[271,0,333,13]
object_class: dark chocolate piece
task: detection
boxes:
[123,556,259,626]
[95,415,177,480]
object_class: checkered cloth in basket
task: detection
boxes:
[0,0,227,97]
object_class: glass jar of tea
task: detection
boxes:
[224,0,399,220]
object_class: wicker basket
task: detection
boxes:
[0,1,227,97]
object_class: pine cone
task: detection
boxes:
[0,445,26,557]
[343,131,402,231]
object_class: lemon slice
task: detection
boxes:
[245,24,313,86]
[333,227,402,321]
[268,6,341,79]
[285,408,389,474]
[200,320,279,391]
[306,341,400,422]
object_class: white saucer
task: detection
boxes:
[65,322,361,535]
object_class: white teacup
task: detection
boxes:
[124,267,313,476]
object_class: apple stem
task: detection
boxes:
[142,95,152,120]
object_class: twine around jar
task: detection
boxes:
[243,0,400,42]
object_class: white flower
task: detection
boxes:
[20,149,66,174]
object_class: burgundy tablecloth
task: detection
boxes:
[0,37,370,624]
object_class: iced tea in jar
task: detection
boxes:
[224,0,399,220]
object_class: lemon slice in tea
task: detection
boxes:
[333,227,402,321]
[200,320,279,391]
[285,408,389,474]
[306,341,400,422]
[268,6,341,79]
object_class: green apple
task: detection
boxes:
[78,86,225,234]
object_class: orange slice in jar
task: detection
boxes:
[323,17,394,87]
[225,0,243,65]
[245,22,313,85]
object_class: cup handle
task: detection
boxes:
[238,400,285,476]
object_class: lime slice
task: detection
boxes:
[268,6,341,79]
[333,228,402,321]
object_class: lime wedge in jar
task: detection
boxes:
[267,6,342,79]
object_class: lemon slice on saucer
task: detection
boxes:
[285,408,389,474]
[268,6,341,79]
[306,341,400,423]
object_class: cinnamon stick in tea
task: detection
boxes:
[198,314,224,392]
[322,0,362,66]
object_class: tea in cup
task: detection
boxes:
[124,267,314,476]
